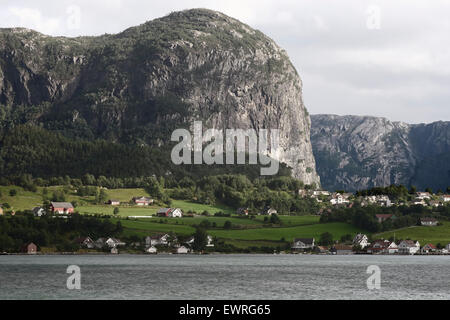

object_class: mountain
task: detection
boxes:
[310,114,450,192]
[0,9,319,185]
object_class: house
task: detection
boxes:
[330,193,349,205]
[420,218,438,226]
[132,197,154,206]
[375,214,393,223]
[261,206,277,216]
[33,207,45,217]
[169,208,183,218]
[446,244,450,252]
[352,233,370,249]
[75,237,95,249]
[367,240,398,254]
[0,207,4,215]
[330,244,353,255]
[22,242,37,254]
[186,235,214,247]
[416,192,431,200]
[107,200,120,206]
[442,195,450,202]
[145,234,171,247]
[291,238,315,251]
[421,243,437,254]
[398,240,420,255]
[311,190,330,197]
[236,208,249,216]
[175,246,189,254]
[157,208,172,217]
[145,246,157,254]
[50,202,74,214]
[413,199,427,206]
[105,238,126,248]
[314,246,329,254]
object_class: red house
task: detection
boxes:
[50,202,74,214]
[22,242,37,254]
[157,208,171,217]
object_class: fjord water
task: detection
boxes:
[0,254,449,300]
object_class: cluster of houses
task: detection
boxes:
[73,232,215,255]
[236,206,278,216]
[291,233,450,255]
[299,189,450,208]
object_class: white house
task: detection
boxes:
[169,208,183,218]
[421,243,437,254]
[420,218,439,226]
[105,238,126,248]
[176,246,189,254]
[186,235,214,247]
[442,195,450,202]
[367,240,398,254]
[330,194,349,205]
[292,238,315,251]
[33,207,45,217]
[352,233,370,249]
[145,234,171,247]
[145,246,157,254]
[398,240,420,255]
[416,192,431,200]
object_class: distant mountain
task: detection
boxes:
[310,114,450,192]
[0,9,319,184]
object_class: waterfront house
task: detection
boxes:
[50,202,74,215]
[132,197,154,206]
[145,234,171,247]
[314,246,329,254]
[352,233,370,249]
[22,242,37,254]
[107,200,120,206]
[145,246,157,254]
[75,237,95,249]
[375,214,393,223]
[292,238,315,251]
[330,244,353,255]
[398,240,420,255]
[186,235,214,247]
[105,238,126,248]
[176,246,189,254]
[367,240,398,254]
[421,243,437,254]
[420,218,438,226]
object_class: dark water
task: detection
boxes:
[0,254,449,300]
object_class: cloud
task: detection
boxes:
[8,7,61,34]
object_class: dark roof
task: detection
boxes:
[51,202,74,208]
[293,238,315,245]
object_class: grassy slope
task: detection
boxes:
[375,221,450,246]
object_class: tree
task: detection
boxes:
[319,232,334,246]
[223,221,232,230]
[425,187,433,194]
[113,207,120,216]
[9,189,17,197]
[192,228,208,252]
[269,214,281,225]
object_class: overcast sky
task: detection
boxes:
[1,0,449,124]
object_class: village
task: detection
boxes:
[2,187,450,256]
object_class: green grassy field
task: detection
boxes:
[375,221,450,246]
[170,200,234,214]
[209,222,366,242]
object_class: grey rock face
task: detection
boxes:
[0,9,319,185]
[311,114,450,191]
